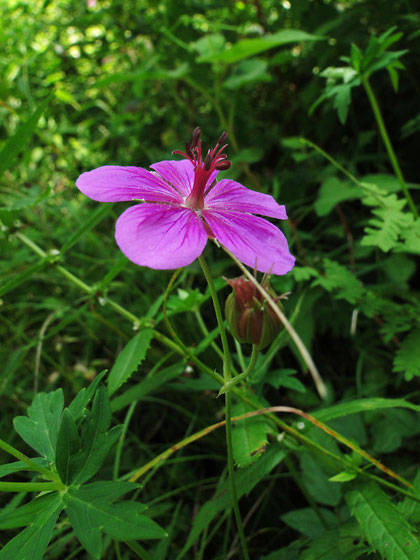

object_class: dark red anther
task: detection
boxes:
[192,127,201,148]
[185,141,193,159]
[204,150,212,170]
[215,160,231,170]
[217,131,228,145]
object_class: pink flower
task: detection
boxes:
[75,129,295,274]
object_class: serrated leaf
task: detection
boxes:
[312,259,365,304]
[346,482,419,559]
[399,471,420,523]
[13,389,64,462]
[198,29,323,64]
[0,495,62,560]
[393,329,420,380]
[0,94,51,177]
[232,401,271,467]
[108,329,154,396]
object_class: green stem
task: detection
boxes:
[218,344,259,395]
[0,481,63,492]
[0,438,60,482]
[362,76,418,217]
[198,255,250,560]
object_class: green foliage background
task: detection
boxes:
[0,0,419,558]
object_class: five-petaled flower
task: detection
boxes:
[76,128,295,274]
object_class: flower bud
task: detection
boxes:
[224,276,283,349]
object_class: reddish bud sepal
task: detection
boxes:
[225,276,283,349]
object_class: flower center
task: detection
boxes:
[173,127,231,210]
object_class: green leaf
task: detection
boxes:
[313,398,420,422]
[346,482,419,559]
[0,94,51,177]
[55,408,81,484]
[0,495,62,560]
[393,329,420,380]
[0,457,48,479]
[223,59,271,89]
[312,259,365,304]
[314,177,363,216]
[13,389,64,462]
[68,370,107,420]
[329,471,358,483]
[264,368,306,393]
[64,486,166,557]
[178,445,286,558]
[232,401,271,467]
[71,386,123,485]
[301,521,372,560]
[0,493,60,529]
[198,30,323,64]
[281,507,338,539]
[108,329,154,396]
[300,450,342,506]
[399,471,420,523]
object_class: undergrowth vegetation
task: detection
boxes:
[0,1,419,558]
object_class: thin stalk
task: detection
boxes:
[0,481,62,492]
[362,76,418,217]
[198,254,250,560]
[219,344,259,395]
[0,438,60,482]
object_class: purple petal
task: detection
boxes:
[203,210,295,275]
[76,166,183,204]
[115,204,208,269]
[204,179,287,219]
[149,160,194,197]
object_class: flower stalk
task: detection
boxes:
[198,255,250,560]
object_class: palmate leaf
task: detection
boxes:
[346,482,419,559]
[13,389,64,462]
[0,493,59,530]
[64,483,165,559]
[56,385,123,485]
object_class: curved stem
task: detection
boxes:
[218,344,259,396]
[362,76,418,217]
[198,254,250,560]
[0,438,60,482]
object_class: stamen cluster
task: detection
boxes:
[173,127,232,173]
